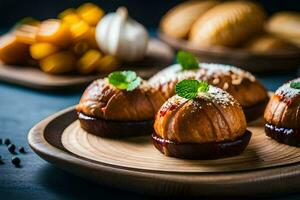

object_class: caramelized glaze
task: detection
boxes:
[149,63,268,109]
[264,78,300,129]
[76,78,165,121]
[154,86,247,144]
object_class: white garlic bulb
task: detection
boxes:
[95,7,149,62]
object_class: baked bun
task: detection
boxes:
[160,0,219,39]
[189,1,265,47]
[266,12,300,47]
[153,84,251,159]
[264,78,300,146]
[149,63,269,121]
[244,34,298,53]
[76,77,165,137]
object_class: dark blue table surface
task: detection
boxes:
[0,66,299,200]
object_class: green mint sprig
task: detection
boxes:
[175,80,209,100]
[108,71,141,91]
[290,81,300,89]
[176,51,199,70]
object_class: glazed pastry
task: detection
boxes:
[149,52,269,121]
[160,0,219,39]
[153,80,251,159]
[189,1,266,47]
[244,34,298,53]
[76,71,165,137]
[266,12,300,47]
[264,78,300,146]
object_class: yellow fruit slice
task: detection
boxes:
[77,49,102,74]
[71,41,90,55]
[0,34,29,65]
[77,3,104,26]
[30,42,59,60]
[40,51,76,74]
[36,19,71,47]
[96,55,121,73]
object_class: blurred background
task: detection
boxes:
[0,0,299,29]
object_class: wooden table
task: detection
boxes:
[0,70,299,199]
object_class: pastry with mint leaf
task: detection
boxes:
[152,80,252,159]
[76,70,165,138]
[149,50,268,122]
[264,77,300,147]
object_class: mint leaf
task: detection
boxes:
[197,81,209,93]
[175,80,209,99]
[177,51,199,70]
[290,81,300,89]
[127,77,141,91]
[108,71,141,91]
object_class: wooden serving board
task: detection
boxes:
[28,106,300,197]
[158,32,300,73]
[0,39,174,91]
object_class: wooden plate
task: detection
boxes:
[0,39,174,91]
[28,106,300,196]
[158,32,300,73]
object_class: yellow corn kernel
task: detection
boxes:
[77,49,102,74]
[30,43,59,60]
[96,55,121,73]
[71,41,90,55]
[70,20,90,41]
[40,51,76,74]
[0,34,29,65]
[36,19,71,47]
[77,3,104,26]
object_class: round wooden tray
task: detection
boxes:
[28,106,300,196]
[0,39,174,91]
[158,32,300,73]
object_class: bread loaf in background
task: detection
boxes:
[160,0,219,39]
[266,12,300,47]
[189,1,266,47]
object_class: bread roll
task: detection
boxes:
[160,0,219,39]
[189,1,266,47]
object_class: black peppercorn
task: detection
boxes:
[18,146,26,154]
[8,144,16,153]
[11,156,20,166]
[4,139,11,146]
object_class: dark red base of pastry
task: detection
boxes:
[78,112,153,138]
[243,98,269,122]
[265,123,300,147]
[152,130,252,159]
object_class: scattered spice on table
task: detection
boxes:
[11,156,21,167]
[18,146,26,154]
[4,138,11,146]
[8,144,16,153]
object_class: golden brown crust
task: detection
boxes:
[154,86,247,143]
[149,63,268,108]
[76,78,166,121]
[266,12,300,48]
[160,0,219,39]
[189,1,266,47]
[264,78,300,129]
[244,34,298,53]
